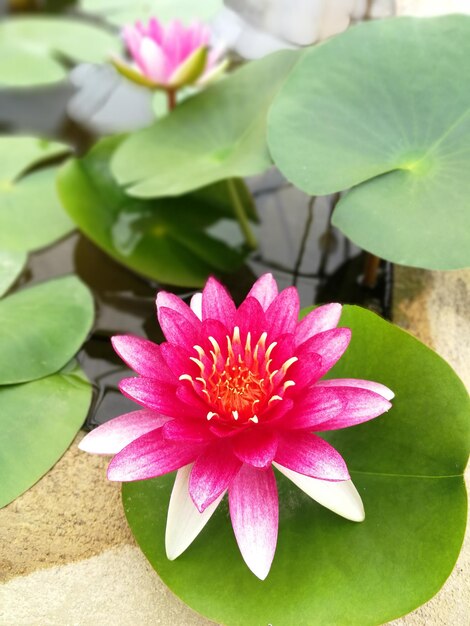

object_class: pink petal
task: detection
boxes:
[157,291,199,321]
[202,276,237,327]
[138,37,166,83]
[265,287,300,338]
[162,20,183,69]
[157,292,201,340]
[294,327,352,381]
[123,25,142,61]
[157,307,201,352]
[200,318,230,356]
[79,410,170,455]
[189,443,242,512]
[316,378,395,401]
[273,463,365,522]
[312,387,392,431]
[111,335,176,382]
[160,343,192,378]
[229,465,278,580]
[232,429,279,468]
[269,332,295,371]
[166,464,224,560]
[190,292,202,320]
[286,351,323,390]
[107,428,203,481]
[284,387,343,430]
[148,17,164,45]
[119,377,192,418]
[246,273,278,311]
[275,431,349,481]
[235,296,267,343]
[163,419,211,443]
[295,303,343,346]
[176,384,212,416]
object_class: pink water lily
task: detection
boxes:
[80,274,394,579]
[116,18,227,92]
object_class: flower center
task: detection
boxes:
[179,326,297,426]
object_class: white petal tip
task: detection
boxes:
[274,464,366,522]
[244,558,272,581]
[165,544,183,561]
[77,435,98,454]
[165,465,224,564]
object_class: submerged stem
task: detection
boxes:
[362,253,381,288]
[227,179,257,250]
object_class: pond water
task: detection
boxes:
[0,67,392,430]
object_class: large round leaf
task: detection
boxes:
[111,50,300,197]
[122,305,469,625]
[0,167,75,251]
[268,16,470,270]
[0,250,26,298]
[80,0,223,27]
[0,276,94,385]
[58,137,255,288]
[0,362,92,508]
[0,136,74,251]
[0,17,119,87]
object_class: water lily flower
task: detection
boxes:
[114,18,227,95]
[80,274,393,579]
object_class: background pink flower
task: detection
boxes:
[118,17,227,90]
[80,274,393,579]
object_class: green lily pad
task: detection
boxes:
[58,137,256,288]
[0,136,74,251]
[0,362,92,508]
[111,50,300,198]
[0,250,26,298]
[0,136,68,182]
[122,305,469,626]
[0,276,94,385]
[268,16,470,270]
[80,0,223,27]
[0,16,120,87]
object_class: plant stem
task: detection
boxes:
[362,253,381,288]
[293,196,315,287]
[227,179,257,250]
[166,89,177,111]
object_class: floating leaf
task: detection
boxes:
[0,250,26,298]
[0,16,119,87]
[111,50,300,197]
[0,136,74,251]
[0,136,68,182]
[58,137,255,288]
[123,305,469,626]
[80,0,223,27]
[0,276,94,385]
[268,16,470,270]
[0,363,92,508]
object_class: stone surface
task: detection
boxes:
[390,267,470,626]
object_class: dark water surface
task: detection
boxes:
[1,66,392,430]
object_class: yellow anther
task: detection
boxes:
[208,336,221,354]
[281,356,298,373]
[265,341,277,360]
[179,374,193,383]
[189,357,205,373]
